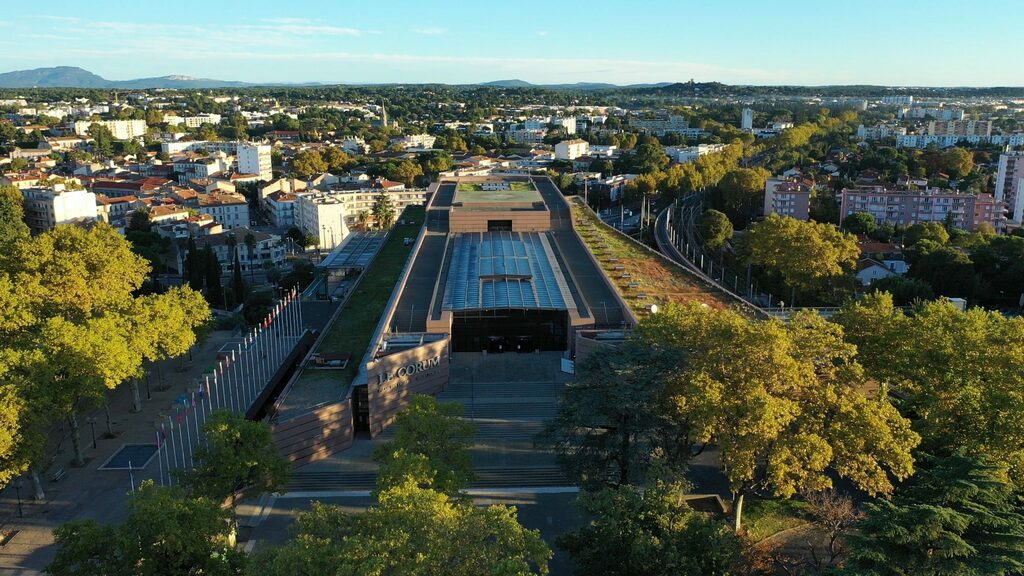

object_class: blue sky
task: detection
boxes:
[0,0,1020,86]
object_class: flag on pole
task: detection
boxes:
[176,410,185,424]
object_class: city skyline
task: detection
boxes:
[1,0,1021,87]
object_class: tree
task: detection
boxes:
[372,395,476,495]
[0,224,210,477]
[903,221,949,247]
[389,159,424,187]
[540,341,695,488]
[834,296,1024,486]
[0,184,29,247]
[418,150,454,176]
[49,481,243,576]
[86,123,114,157]
[244,232,257,283]
[845,453,1024,576]
[230,252,246,305]
[9,157,28,172]
[697,209,733,250]
[204,243,225,308]
[627,139,669,174]
[908,245,975,297]
[371,192,396,229]
[290,150,327,178]
[254,480,551,576]
[715,167,769,226]
[184,235,203,291]
[842,212,877,235]
[320,146,353,172]
[176,410,289,506]
[638,303,919,532]
[559,479,741,576]
[870,275,934,305]
[743,214,860,299]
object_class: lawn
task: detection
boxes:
[742,497,810,542]
[570,198,735,315]
[456,182,483,191]
[289,206,425,401]
[509,181,535,191]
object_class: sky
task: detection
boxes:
[0,0,1020,87]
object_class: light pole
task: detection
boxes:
[86,417,97,449]
[13,478,23,518]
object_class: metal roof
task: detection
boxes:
[442,232,569,311]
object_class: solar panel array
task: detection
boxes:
[443,232,567,311]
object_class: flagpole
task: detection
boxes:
[232,349,242,414]
[184,405,193,469]
[163,420,173,485]
[156,429,164,487]
[177,411,186,470]
[204,375,213,413]
[192,391,202,452]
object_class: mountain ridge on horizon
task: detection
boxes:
[0,67,1021,95]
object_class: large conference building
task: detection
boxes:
[272,176,633,460]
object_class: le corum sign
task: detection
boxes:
[375,355,441,392]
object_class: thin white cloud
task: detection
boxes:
[536,31,549,37]
[415,27,446,35]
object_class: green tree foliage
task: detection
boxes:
[539,341,694,488]
[845,453,1024,576]
[559,479,741,576]
[253,481,551,576]
[869,275,935,305]
[388,159,424,187]
[49,481,244,576]
[371,191,396,229]
[372,395,476,495]
[714,167,769,226]
[903,221,950,247]
[0,224,210,473]
[320,146,354,172]
[0,184,29,247]
[86,123,114,157]
[842,212,877,235]
[834,295,1024,485]
[908,245,976,297]
[638,303,919,531]
[290,150,327,178]
[203,243,225,308]
[742,214,860,298]
[697,209,733,250]
[176,410,289,506]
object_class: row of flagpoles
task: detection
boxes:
[155,287,304,486]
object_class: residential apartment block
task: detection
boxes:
[924,120,992,137]
[554,139,589,160]
[996,152,1024,224]
[21,185,98,233]
[764,177,812,220]
[839,186,1003,231]
[72,119,148,140]
[197,191,250,230]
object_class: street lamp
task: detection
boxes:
[13,478,23,518]
[86,417,97,449]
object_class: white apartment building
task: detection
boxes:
[339,137,371,154]
[181,114,222,128]
[505,128,546,145]
[20,185,98,233]
[881,95,914,106]
[265,191,297,228]
[173,155,232,185]
[924,120,992,137]
[554,139,590,160]
[898,107,964,121]
[897,133,1024,149]
[160,140,238,154]
[194,228,286,274]
[294,192,350,249]
[390,134,437,150]
[667,143,727,164]
[526,116,577,135]
[72,119,148,140]
[839,186,1003,231]
[741,108,754,131]
[237,143,273,181]
[197,191,250,230]
[856,124,907,141]
[764,177,812,221]
[629,115,699,135]
[996,152,1024,224]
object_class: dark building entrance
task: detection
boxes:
[487,220,513,232]
[451,308,568,352]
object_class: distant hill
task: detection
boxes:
[480,79,535,88]
[0,66,252,89]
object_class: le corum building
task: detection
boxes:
[272,176,633,462]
